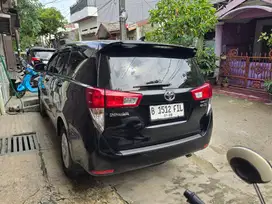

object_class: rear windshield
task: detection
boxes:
[105,56,204,91]
[33,51,54,60]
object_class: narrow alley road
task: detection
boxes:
[0,94,272,204]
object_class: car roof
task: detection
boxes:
[64,40,196,51]
[29,47,56,51]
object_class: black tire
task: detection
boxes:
[16,91,26,98]
[39,92,47,117]
[60,127,81,179]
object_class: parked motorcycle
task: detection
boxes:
[184,146,272,204]
[15,59,44,98]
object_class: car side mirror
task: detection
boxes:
[34,63,46,72]
[227,146,272,184]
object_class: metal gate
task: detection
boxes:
[220,49,272,91]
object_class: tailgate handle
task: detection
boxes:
[122,117,150,141]
[122,117,144,130]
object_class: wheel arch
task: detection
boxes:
[56,115,89,170]
[57,115,68,137]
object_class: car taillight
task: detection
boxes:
[31,57,40,64]
[91,169,114,175]
[85,87,142,133]
[191,83,212,100]
[85,87,142,108]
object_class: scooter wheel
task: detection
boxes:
[16,91,26,98]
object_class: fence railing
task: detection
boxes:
[220,49,272,91]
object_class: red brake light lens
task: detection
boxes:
[86,88,104,108]
[32,57,40,61]
[191,83,212,100]
[91,169,114,175]
[105,89,143,108]
[86,87,143,108]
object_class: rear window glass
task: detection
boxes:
[33,51,54,60]
[105,56,204,91]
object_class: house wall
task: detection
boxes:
[70,6,97,23]
[222,20,256,54]
[82,33,96,41]
[79,17,98,33]
[127,30,137,40]
[215,24,223,56]
[78,17,98,40]
[70,0,96,15]
[134,22,152,39]
[96,0,158,23]
[0,35,9,107]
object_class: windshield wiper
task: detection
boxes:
[133,83,171,88]
[146,79,162,84]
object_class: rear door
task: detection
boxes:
[41,53,58,113]
[50,51,71,117]
[97,44,209,152]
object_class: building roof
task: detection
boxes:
[216,0,272,19]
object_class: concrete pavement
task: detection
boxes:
[0,94,272,203]
[101,95,272,204]
[0,113,124,204]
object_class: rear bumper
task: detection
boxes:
[87,112,213,176]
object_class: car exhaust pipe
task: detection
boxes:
[186,154,192,158]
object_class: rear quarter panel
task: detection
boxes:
[60,58,98,168]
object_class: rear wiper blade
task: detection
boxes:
[133,83,171,88]
[146,79,162,84]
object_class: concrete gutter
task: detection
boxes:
[0,85,6,115]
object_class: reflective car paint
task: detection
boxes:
[39,41,213,176]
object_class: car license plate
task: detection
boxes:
[149,103,184,121]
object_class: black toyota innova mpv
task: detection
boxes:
[38,40,213,178]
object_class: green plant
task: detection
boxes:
[195,47,218,77]
[264,80,272,94]
[145,0,217,48]
[258,32,272,47]
[17,0,42,50]
[38,7,66,37]
[222,77,229,84]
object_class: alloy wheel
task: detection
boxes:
[61,133,70,169]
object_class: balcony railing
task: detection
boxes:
[70,0,96,15]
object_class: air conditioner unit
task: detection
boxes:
[0,13,11,35]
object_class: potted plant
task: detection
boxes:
[221,77,229,87]
[264,80,272,101]
[195,47,218,84]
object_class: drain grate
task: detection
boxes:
[0,132,39,155]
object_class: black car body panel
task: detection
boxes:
[39,40,213,176]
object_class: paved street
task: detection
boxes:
[100,95,272,204]
[0,94,272,204]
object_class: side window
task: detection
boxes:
[55,52,70,74]
[66,51,85,76]
[74,57,97,86]
[47,54,58,73]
